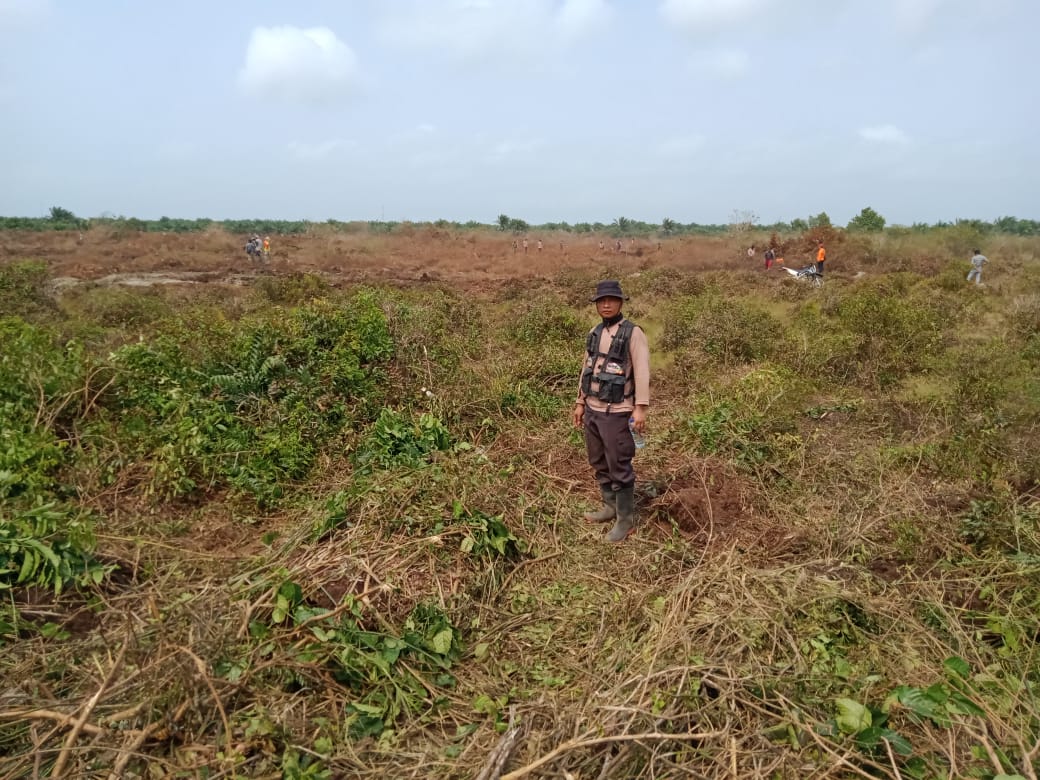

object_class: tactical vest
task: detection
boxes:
[580,320,636,405]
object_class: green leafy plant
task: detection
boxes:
[357,408,452,470]
[454,504,521,560]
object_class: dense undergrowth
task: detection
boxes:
[1,238,1039,779]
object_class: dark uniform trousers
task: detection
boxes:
[583,407,636,491]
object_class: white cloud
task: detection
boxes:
[659,0,769,34]
[238,26,359,104]
[379,0,611,63]
[288,139,356,161]
[859,124,910,144]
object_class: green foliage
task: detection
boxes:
[243,592,460,740]
[818,657,1035,779]
[808,211,832,229]
[0,261,54,319]
[0,502,104,599]
[0,319,86,498]
[829,278,948,387]
[509,298,584,346]
[357,408,452,470]
[959,496,1040,555]
[64,286,171,329]
[847,206,886,232]
[252,273,330,305]
[661,293,779,366]
[454,504,521,560]
[687,399,775,468]
[101,293,395,503]
[496,214,528,233]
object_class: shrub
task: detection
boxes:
[661,294,779,366]
[252,273,330,305]
[0,260,55,319]
[356,408,452,470]
[509,298,585,347]
[63,286,172,328]
[829,278,947,387]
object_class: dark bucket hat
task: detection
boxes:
[590,280,628,302]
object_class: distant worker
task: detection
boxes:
[512,239,518,254]
[523,237,529,254]
[747,244,756,261]
[967,248,988,285]
[537,239,544,252]
[615,238,622,253]
[763,246,776,270]
[245,234,262,261]
[815,240,826,276]
[262,236,271,259]
[599,240,605,252]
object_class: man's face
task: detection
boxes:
[596,296,623,318]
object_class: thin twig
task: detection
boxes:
[475,706,521,780]
[178,646,234,760]
[499,729,725,780]
[883,736,903,780]
[50,640,128,778]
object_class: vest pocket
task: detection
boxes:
[595,373,626,403]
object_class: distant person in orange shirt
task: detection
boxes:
[815,240,826,276]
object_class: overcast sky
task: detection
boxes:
[0,0,1034,225]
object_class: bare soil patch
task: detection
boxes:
[648,458,810,557]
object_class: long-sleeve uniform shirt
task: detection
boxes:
[577,319,651,414]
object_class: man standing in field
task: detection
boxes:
[967,248,988,285]
[815,240,827,276]
[572,280,651,543]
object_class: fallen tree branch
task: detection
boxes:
[0,709,107,736]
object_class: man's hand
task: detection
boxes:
[572,402,585,429]
[631,404,648,434]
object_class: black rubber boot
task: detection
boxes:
[606,485,636,542]
[583,485,616,523]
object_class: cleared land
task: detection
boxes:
[1,227,1038,779]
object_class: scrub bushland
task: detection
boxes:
[1,236,1039,779]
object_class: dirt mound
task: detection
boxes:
[648,459,809,557]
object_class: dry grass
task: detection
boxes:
[1,231,1039,779]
